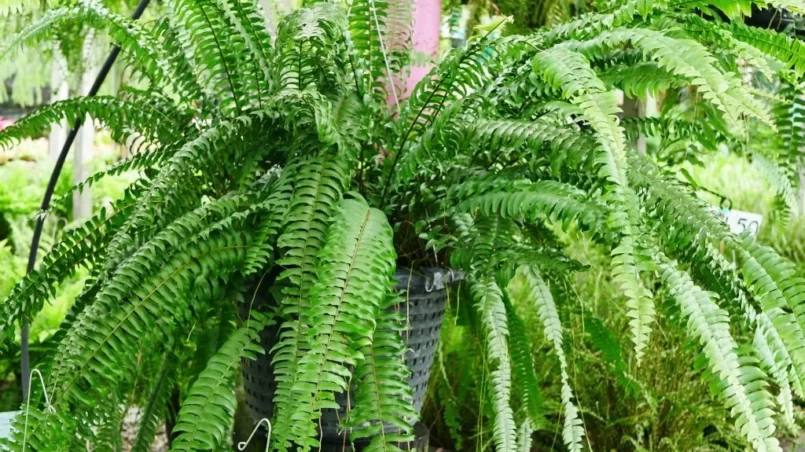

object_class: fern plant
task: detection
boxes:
[2,0,805,451]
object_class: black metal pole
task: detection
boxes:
[21,0,152,401]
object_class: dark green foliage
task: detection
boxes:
[3,1,805,451]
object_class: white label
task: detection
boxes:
[0,411,19,439]
[713,208,763,236]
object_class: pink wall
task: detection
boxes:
[406,0,441,97]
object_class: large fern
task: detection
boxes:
[3,1,805,451]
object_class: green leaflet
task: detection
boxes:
[0,198,134,343]
[732,237,805,403]
[0,96,181,152]
[169,0,246,115]
[504,297,544,428]
[171,315,267,451]
[0,2,171,88]
[278,196,397,450]
[611,235,655,363]
[455,179,607,235]
[131,349,177,452]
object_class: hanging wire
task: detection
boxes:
[21,369,54,452]
[238,418,272,452]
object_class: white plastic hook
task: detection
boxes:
[237,417,272,452]
[22,369,55,452]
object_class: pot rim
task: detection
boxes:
[394,267,464,292]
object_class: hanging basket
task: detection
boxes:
[241,267,462,447]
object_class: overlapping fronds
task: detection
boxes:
[0,198,134,345]
[573,27,773,128]
[505,297,544,427]
[659,255,781,452]
[277,197,399,450]
[0,1,171,86]
[455,179,606,233]
[508,266,584,452]
[0,96,183,151]
[169,0,246,115]
[4,0,805,450]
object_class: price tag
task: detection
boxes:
[713,208,763,236]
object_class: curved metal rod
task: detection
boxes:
[238,418,272,452]
[20,0,152,401]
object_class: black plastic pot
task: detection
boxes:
[241,267,462,447]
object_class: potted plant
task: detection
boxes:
[2,1,805,451]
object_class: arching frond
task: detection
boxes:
[0,96,184,152]
[270,153,349,450]
[345,292,418,449]
[0,198,134,344]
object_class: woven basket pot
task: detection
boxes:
[241,267,461,448]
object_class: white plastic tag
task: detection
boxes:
[713,208,763,237]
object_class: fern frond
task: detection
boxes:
[171,316,266,451]
[622,117,721,153]
[751,150,798,214]
[542,0,654,43]
[723,19,805,76]
[530,46,628,188]
[169,0,245,114]
[574,28,773,128]
[658,255,781,452]
[0,96,182,152]
[598,62,683,98]
[508,265,584,452]
[472,278,517,452]
[612,235,655,363]
[516,418,533,452]
[348,0,393,100]
[455,179,607,234]
[505,296,544,428]
[0,2,171,87]
[214,0,273,103]
[772,83,805,188]
[732,236,805,403]
[629,152,729,248]
[279,196,396,450]
[754,320,797,430]
[271,154,349,449]
[273,4,348,93]
[345,292,418,450]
